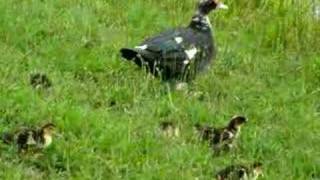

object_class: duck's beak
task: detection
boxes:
[216,2,229,10]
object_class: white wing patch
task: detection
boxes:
[192,16,200,22]
[185,47,198,60]
[135,44,148,50]
[174,37,183,44]
[183,60,190,65]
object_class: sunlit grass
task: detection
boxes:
[0,0,319,179]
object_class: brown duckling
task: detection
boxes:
[1,123,56,153]
[159,121,180,138]
[216,162,263,180]
[30,73,52,89]
[195,116,247,151]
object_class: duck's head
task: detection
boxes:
[252,162,263,178]
[41,123,56,136]
[228,116,247,130]
[197,0,228,15]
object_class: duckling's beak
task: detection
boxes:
[216,2,229,10]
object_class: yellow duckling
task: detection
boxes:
[2,123,56,153]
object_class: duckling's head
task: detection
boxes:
[41,123,56,135]
[252,162,263,178]
[228,116,247,130]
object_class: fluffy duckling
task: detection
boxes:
[159,121,180,138]
[30,73,52,89]
[195,116,247,150]
[1,123,56,153]
[216,162,263,180]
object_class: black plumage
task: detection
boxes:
[120,0,228,81]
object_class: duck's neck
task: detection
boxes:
[188,12,212,31]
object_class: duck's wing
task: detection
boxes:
[121,29,200,79]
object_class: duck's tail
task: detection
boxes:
[120,48,140,61]
[120,48,158,67]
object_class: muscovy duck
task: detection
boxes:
[120,0,228,81]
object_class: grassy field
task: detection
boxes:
[0,0,319,179]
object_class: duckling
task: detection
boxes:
[1,123,56,153]
[159,121,180,138]
[195,116,247,151]
[30,73,52,89]
[216,162,263,180]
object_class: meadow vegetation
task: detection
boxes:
[0,0,319,179]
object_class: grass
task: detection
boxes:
[0,0,319,179]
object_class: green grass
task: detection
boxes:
[0,0,319,179]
